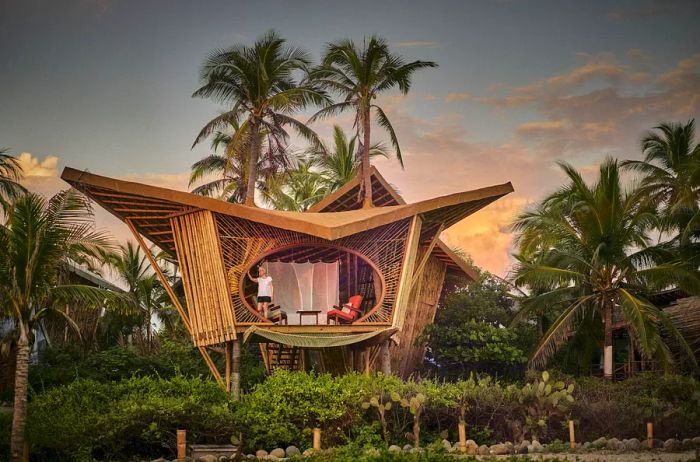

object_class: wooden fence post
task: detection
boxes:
[458,421,467,453]
[380,340,391,376]
[313,428,321,450]
[568,420,575,448]
[647,422,653,449]
[177,429,186,462]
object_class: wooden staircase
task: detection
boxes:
[261,343,303,372]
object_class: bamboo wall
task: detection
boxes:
[392,248,447,378]
[171,210,237,347]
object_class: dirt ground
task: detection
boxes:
[475,451,699,461]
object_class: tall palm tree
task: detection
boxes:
[260,159,328,212]
[310,36,436,207]
[622,120,700,263]
[189,125,290,203]
[308,125,388,192]
[192,30,328,206]
[511,158,699,379]
[0,147,26,211]
[0,189,129,461]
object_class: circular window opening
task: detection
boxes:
[240,244,385,325]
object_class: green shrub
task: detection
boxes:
[26,375,235,461]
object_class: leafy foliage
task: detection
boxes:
[25,376,235,461]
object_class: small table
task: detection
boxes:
[297,310,322,325]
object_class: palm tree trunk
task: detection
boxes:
[603,302,614,380]
[10,326,30,462]
[244,119,260,207]
[361,108,373,209]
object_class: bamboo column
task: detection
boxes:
[177,430,186,461]
[232,340,241,401]
[380,340,391,376]
[364,349,371,376]
[225,341,232,394]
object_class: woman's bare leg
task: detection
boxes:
[256,302,264,317]
[262,302,269,319]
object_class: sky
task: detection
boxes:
[1,0,699,276]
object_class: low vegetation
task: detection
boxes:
[1,369,698,460]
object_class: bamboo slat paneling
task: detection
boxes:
[394,251,447,377]
[171,210,236,347]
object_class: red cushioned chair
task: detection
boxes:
[326,295,363,324]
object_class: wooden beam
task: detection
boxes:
[125,219,225,388]
[392,215,422,329]
[232,340,241,401]
[409,222,445,291]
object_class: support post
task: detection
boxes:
[225,341,232,394]
[647,422,653,449]
[232,340,241,401]
[380,340,391,376]
[364,349,371,376]
[458,421,467,453]
[568,420,575,448]
[177,430,186,462]
[313,428,321,450]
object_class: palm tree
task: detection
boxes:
[260,159,328,211]
[107,242,172,350]
[0,147,26,211]
[192,30,328,206]
[189,125,291,203]
[511,158,699,379]
[308,125,387,192]
[0,189,129,461]
[310,36,436,207]
[622,120,700,264]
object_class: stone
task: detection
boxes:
[197,456,218,462]
[478,444,490,455]
[583,442,591,449]
[520,440,531,449]
[489,443,510,455]
[402,444,413,452]
[693,436,700,446]
[255,450,268,459]
[269,448,285,458]
[302,448,316,457]
[388,445,402,452]
[218,457,230,462]
[606,438,623,451]
[529,440,544,453]
[664,438,682,451]
[591,437,607,448]
[517,444,528,454]
[286,445,300,457]
[682,438,694,450]
[653,438,663,449]
[441,439,452,451]
[624,438,641,451]
[266,456,279,462]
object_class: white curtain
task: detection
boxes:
[262,261,339,325]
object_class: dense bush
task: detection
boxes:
[25,376,235,461]
[27,339,266,394]
[574,373,700,440]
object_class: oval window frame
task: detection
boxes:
[238,243,386,324]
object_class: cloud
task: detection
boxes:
[16,152,59,177]
[391,41,440,48]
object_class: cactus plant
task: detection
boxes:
[518,371,575,441]
[361,394,393,443]
[391,388,427,448]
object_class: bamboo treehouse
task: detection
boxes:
[61,166,513,396]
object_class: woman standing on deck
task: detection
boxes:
[248,266,273,318]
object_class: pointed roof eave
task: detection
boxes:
[61,167,512,249]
